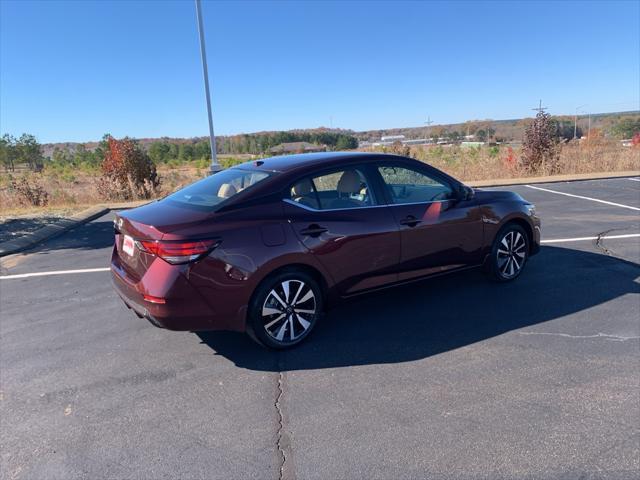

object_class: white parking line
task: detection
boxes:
[628,178,640,182]
[2,232,640,281]
[541,233,640,244]
[525,184,640,211]
[0,267,110,280]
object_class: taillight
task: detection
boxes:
[135,239,219,264]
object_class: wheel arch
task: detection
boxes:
[245,262,330,347]
[249,261,331,310]
[501,217,534,252]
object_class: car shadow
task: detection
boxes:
[197,245,639,372]
[4,219,116,257]
[0,216,63,243]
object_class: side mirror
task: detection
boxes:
[464,185,475,200]
[456,185,474,201]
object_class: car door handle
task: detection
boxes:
[399,215,421,227]
[299,224,328,237]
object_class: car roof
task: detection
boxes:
[235,151,407,174]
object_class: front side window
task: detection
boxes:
[289,168,375,210]
[166,168,272,210]
[378,165,452,204]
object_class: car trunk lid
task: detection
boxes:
[113,200,216,280]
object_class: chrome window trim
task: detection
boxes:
[282,198,451,213]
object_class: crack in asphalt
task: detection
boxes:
[595,226,640,256]
[275,371,286,480]
[596,229,616,256]
[518,331,640,342]
[275,354,294,480]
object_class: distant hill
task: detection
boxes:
[352,111,640,143]
[40,110,639,157]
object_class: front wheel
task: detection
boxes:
[248,270,323,349]
[487,224,529,282]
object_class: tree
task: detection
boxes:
[555,119,581,141]
[0,134,17,171]
[611,117,640,139]
[52,147,71,164]
[486,127,496,141]
[335,135,358,150]
[16,133,44,171]
[148,142,170,163]
[521,110,560,174]
[98,136,160,200]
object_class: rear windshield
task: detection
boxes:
[165,168,273,210]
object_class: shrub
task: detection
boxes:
[97,136,160,201]
[502,146,517,171]
[9,174,49,206]
[521,111,560,174]
[383,141,411,158]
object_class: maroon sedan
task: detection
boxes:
[111,152,540,348]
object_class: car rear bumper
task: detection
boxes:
[110,252,246,332]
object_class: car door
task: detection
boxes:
[283,165,400,295]
[373,162,483,282]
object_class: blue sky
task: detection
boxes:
[1,0,638,143]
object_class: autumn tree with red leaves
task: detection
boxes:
[97,136,160,200]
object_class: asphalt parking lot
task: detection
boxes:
[1,177,639,480]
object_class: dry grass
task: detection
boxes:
[0,164,206,218]
[1,141,637,220]
[370,138,639,182]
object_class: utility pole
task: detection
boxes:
[195,0,221,173]
[424,116,433,143]
[532,99,547,114]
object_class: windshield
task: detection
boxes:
[165,168,273,210]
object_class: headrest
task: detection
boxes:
[292,180,312,197]
[337,170,361,194]
[218,183,237,198]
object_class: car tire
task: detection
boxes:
[247,270,323,349]
[487,223,529,282]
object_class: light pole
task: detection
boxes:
[574,105,586,140]
[195,0,221,173]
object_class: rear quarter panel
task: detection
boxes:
[171,202,335,330]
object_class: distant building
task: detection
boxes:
[269,142,326,155]
[402,138,430,146]
[380,135,405,142]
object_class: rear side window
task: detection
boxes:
[378,165,452,204]
[289,168,375,210]
[166,168,272,209]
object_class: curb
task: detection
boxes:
[466,170,640,188]
[0,200,148,258]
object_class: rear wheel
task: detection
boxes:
[248,270,323,349]
[487,224,529,282]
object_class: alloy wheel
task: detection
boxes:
[496,230,526,278]
[261,279,316,343]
